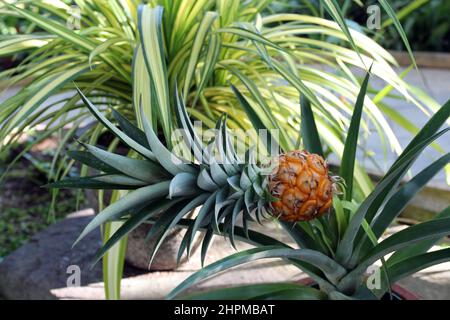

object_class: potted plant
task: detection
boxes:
[49,65,450,299]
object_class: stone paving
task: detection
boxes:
[362,67,450,190]
[317,66,450,191]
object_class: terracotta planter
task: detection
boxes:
[389,285,419,300]
[125,223,184,271]
[125,223,201,271]
[298,278,418,300]
[84,189,200,271]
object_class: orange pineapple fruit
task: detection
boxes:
[268,150,334,222]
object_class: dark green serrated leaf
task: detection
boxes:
[300,95,323,156]
[67,150,120,174]
[340,68,371,201]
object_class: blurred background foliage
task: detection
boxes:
[269,0,449,52]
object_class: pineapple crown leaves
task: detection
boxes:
[48,84,274,263]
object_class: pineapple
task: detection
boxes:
[268,150,333,222]
[50,87,334,265]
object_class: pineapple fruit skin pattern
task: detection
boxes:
[269,151,333,222]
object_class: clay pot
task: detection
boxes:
[84,189,200,271]
[125,223,182,271]
[125,223,201,271]
[388,284,419,300]
[298,277,419,300]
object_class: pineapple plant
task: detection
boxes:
[50,70,450,299]
[50,84,337,263]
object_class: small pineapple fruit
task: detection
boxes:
[268,151,333,222]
